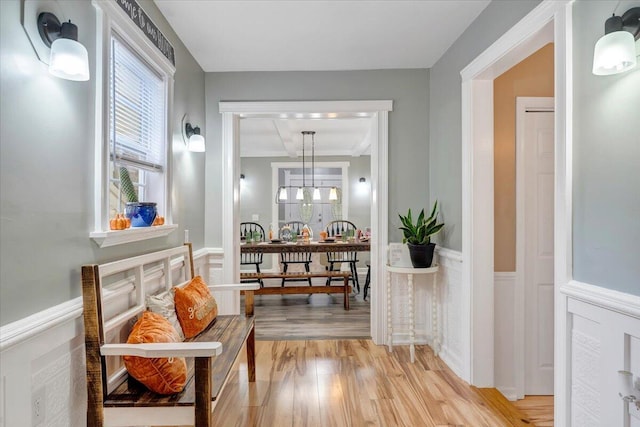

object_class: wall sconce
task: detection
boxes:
[36,12,90,81]
[359,177,366,183]
[181,114,205,152]
[618,370,640,410]
[592,7,640,75]
[240,174,245,180]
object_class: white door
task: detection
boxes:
[522,106,554,395]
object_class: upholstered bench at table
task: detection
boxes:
[81,243,258,427]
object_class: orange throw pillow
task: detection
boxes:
[174,276,218,338]
[123,311,187,395]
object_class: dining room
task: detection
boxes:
[238,117,373,339]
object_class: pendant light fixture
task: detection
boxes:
[305,131,322,201]
[296,133,307,200]
[275,131,340,204]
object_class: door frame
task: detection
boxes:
[220,100,392,344]
[459,0,573,423]
[515,96,555,399]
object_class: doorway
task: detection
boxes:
[220,100,392,344]
[460,1,573,421]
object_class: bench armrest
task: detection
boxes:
[100,342,223,358]
[208,283,260,292]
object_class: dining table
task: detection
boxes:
[240,239,371,254]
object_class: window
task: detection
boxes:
[91,1,176,247]
[108,34,166,217]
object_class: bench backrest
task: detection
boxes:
[81,244,196,401]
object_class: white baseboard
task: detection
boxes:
[496,386,518,402]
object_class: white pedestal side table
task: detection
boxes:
[386,264,440,362]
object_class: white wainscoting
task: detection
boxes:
[435,248,468,382]
[494,272,517,400]
[561,280,640,427]
[0,248,218,427]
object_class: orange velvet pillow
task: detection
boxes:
[123,311,187,395]
[174,276,218,339]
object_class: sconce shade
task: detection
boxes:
[593,31,637,75]
[37,13,90,81]
[188,134,205,152]
[592,7,640,76]
[313,187,321,200]
[49,38,90,81]
[183,117,205,152]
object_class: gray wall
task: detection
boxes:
[0,0,206,325]
[429,1,542,250]
[204,70,430,247]
[572,0,640,296]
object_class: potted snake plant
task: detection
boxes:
[398,201,444,268]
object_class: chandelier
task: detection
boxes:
[275,131,339,204]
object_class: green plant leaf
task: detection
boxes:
[119,167,138,203]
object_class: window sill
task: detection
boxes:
[90,224,178,248]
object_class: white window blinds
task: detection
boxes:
[110,35,165,173]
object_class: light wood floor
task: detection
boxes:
[212,340,551,426]
[232,284,553,426]
[513,396,554,426]
[250,286,371,341]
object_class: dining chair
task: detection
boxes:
[279,221,312,286]
[240,222,265,287]
[324,220,360,292]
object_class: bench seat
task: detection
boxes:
[104,315,254,408]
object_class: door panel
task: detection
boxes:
[524,111,555,395]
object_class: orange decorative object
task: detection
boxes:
[153,215,165,226]
[123,311,187,395]
[174,276,218,339]
[110,213,129,230]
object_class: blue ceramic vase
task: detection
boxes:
[125,202,157,227]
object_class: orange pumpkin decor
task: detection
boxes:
[153,215,165,226]
[109,213,131,230]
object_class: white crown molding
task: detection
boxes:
[561,280,640,319]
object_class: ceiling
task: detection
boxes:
[154,0,491,72]
[239,117,373,158]
[155,1,491,156]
